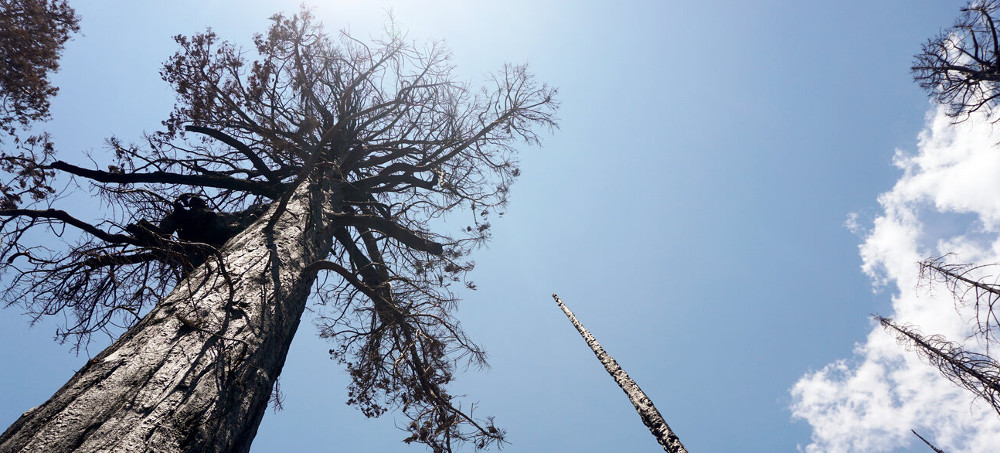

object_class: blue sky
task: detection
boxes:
[0,1,991,451]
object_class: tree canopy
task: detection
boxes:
[0,0,78,207]
[0,0,78,136]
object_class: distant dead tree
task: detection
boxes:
[913,0,1000,120]
[877,258,1000,418]
[874,0,1000,434]
[870,2,1000,450]
[551,294,688,453]
[912,429,948,453]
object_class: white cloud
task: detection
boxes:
[790,106,1000,453]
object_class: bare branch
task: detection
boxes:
[0,208,134,244]
[335,213,443,256]
[47,160,282,198]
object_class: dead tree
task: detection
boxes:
[551,294,688,453]
[913,0,1000,120]
[871,3,1000,449]
[876,257,1000,416]
[0,9,557,452]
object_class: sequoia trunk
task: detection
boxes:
[552,294,688,453]
[0,177,337,453]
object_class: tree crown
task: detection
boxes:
[913,0,1000,119]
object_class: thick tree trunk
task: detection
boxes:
[552,294,688,453]
[0,177,338,453]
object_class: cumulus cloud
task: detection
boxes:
[790,107,1000,452]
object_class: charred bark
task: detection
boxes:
[0,176,338,453]
[551,294,688,453]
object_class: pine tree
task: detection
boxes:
[0,9,557,452]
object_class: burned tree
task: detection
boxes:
[0,9,556,453]
[867,3,1000,447]
[876,311,1000,416]
[551,294,687,453]
[876,257,1000,418]
[913,0,1000,119]
[891,0,1000,413]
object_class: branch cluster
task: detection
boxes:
[913,1,1000,119]
[0,0,79,137]
[0,0,77,207]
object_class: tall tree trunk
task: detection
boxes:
[0,177,338,453]
[552,294,688,453]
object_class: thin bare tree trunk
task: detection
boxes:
[552,294,688,453]
[911,429,946,453]
[0,177,337,453]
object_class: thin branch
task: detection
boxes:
[0,208,135,244]
[47,160,282,198]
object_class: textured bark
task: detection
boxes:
[0,177,338,453]
[552,294,688,453]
